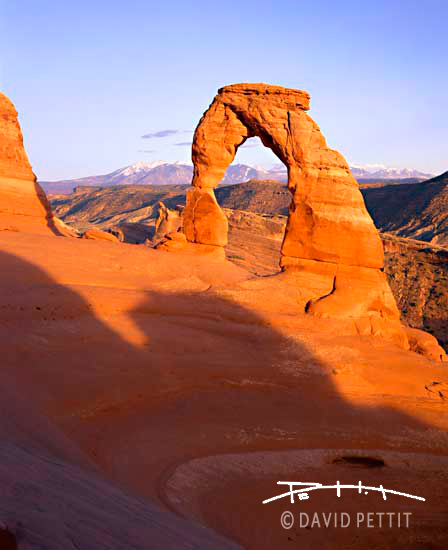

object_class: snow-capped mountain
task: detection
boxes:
[40,161,433,195]
[269,162,433,180]
[349,163,433,180]
[117,160,187,176]
[268,163,288,174]
[40,162,284,194]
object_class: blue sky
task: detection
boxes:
[1,0,446,180]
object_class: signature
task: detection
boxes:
[263,481,425,504]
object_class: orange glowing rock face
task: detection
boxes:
[82,227,120,243]
[182,84,405,333]
[0,93,35,182]
[0,93,55,235]
[186,83,383,267]
[0,89,447,549]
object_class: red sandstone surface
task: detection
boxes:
[1,90,448,549]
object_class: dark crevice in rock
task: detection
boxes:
[332,456,386,469]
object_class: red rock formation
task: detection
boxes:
[82,227,120,243]
[153,201,183,243]
[405,327,446,362]
[0,93,56,235]
[183,83,399,326]
[154,201,225,258]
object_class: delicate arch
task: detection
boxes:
[183,83,383,270]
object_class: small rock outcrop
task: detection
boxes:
[53,217,81,238]
[153,202,183,243]
[82,227,120,243]
[153,202,224,258]
[183,83,400,326]
[405,327,447,363]
[0,93,57,234]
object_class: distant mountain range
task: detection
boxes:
[40,161,434,195]
[350,163,433,180]
[40,162,278,194]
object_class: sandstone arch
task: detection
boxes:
[183,83,401,322]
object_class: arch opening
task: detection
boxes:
[215,135,288,276]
